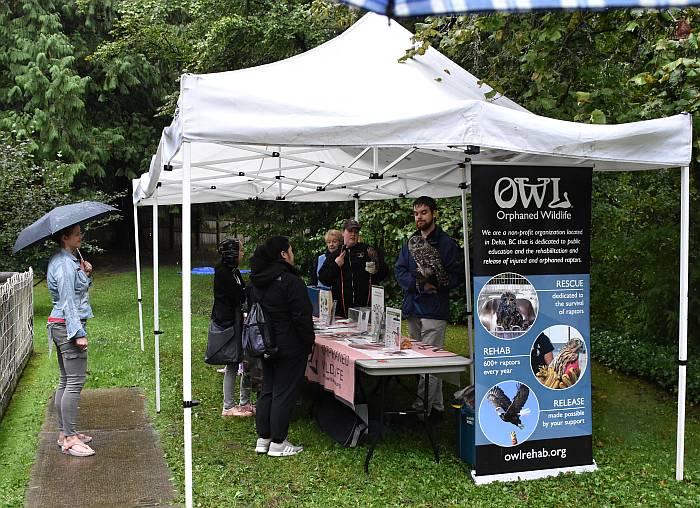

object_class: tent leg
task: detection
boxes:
[676,165,689,481]
[133,204,144,352]
[460,164,474,385]
[355,197,360,221]
[182,142,194,508]
[153,200,161,414]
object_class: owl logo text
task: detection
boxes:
[494,177,572,210]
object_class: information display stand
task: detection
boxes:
[470,165,597,483]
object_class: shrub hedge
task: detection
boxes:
[591,329,699,404]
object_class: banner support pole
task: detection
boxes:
[460,163,474,385]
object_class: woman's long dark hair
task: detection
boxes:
[250,235,290,273]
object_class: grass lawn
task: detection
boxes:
[1,265,700,506]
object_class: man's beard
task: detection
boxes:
[416,218,434,231]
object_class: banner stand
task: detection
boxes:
[470,165,596,481]
[471,461,598,485]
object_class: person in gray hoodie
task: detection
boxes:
[249,236,315,457]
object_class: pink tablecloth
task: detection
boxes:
[305,335,456,406]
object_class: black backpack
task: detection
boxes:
[242,285,278,358]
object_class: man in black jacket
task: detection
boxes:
[318,218,389,317]
[249,236,315,457]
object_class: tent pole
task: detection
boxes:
[373,147,378,176]
[460,164,474,385]
[153,198,161,413]
[676,165,689,481]
[355,197,360,221]
[133,204,144,352]
[278,146,282,198]
[182,142,194,508]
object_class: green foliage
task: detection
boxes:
[93,0,356,115]
[592,328,700,403]
[0,135,118,273]
[590,170,693,342]
[0,0,167,186]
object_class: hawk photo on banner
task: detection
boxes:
[552,338,584,376]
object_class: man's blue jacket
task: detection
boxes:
[394,225,463,321]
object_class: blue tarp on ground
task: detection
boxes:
[181,267,251,275]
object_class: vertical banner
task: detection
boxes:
[471,165,595,481]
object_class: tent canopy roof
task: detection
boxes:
[133,13,692,206]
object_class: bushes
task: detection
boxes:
[591,328,700,404]
[0,136,119,273]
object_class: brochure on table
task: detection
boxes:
[370,285,384,342]
[319,289,334,326]
[384,307,401,351]
[471,165,596,481]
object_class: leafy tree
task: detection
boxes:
[0,0,166,186]
[0,135,118,274]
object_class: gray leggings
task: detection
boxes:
[223,364,253,409]
[49,322,88,436]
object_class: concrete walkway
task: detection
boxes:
[25,388,177,507]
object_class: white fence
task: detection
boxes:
[0,269,34,422]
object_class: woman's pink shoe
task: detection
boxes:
[240,403,256,415]
[62,441,95,457]
[221,405,254,417]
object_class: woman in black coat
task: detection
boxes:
[212,239,253,417]
[249,236,315,457]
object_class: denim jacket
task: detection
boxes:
[47,249,93,339]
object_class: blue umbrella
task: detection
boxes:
[338,0,699,17]
[12,201,119,254]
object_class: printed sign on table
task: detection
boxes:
[370,285,384,342]
[319,289,334,325]
[384,307,401,351]
[471,165,594,479]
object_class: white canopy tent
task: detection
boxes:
[131,13,692,507]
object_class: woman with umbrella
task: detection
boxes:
[47,223,96,456]
[14,201,117,456]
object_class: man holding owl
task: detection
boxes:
[395,196,463,416]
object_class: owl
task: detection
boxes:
[408,235,449,289]
[496,292,524,331]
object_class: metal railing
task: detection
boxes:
[0,269,34,422]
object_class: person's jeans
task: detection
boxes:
[49,322,88,436]
[407,317,447,412]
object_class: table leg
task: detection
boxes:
[364,376,386,473]
[422,373,440,463]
